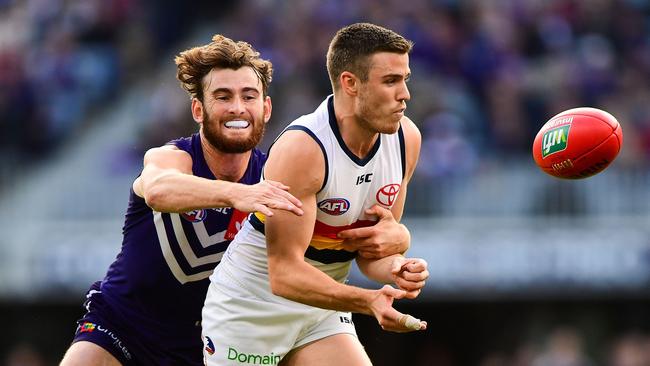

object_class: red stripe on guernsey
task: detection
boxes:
[313,219,375,240]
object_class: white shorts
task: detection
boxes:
[201,264,358,366]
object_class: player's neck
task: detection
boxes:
[200,135,251,182]
[332,94,380,159]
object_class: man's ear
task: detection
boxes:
[191,98,204,123]
[263,96,272,123]
[340,71,359,96]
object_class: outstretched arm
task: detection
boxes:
[132,145,303,216]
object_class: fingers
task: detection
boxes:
[260,181,304,216]
[398,314,426,331]
[365,205,394,220]
[391,256,408,274]
[393,258,428,275]
[393,258,428,297]
[268,201,304,216]
[263,180,290,191]
[402,289,421,300]
[403,259,428,273]
[395,269,428,282]
[380,284,407,300]
[337,226,373,239]
[264,181,303,209]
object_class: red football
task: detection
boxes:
[532,107,623,179]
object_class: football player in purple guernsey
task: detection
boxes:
[60,34,411,366]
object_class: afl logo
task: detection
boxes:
[376,183,401,206]
[318,198,350,216]
[181,209,207,222]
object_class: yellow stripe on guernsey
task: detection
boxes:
[252,212,375,251]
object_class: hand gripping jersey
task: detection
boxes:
[220,95,405,283]
[75,133,265,365]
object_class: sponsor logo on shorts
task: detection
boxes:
[227,347,281,365]
[79,322,96,333]
[204,336,215,355]
[77,322,132,360]
[339,315,354,324]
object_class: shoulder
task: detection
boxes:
[400,116,422,144]
[265,129,325,194]
[400,116,422,181]
[143,144,193,170]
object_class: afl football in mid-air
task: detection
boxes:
[532,107,623,179]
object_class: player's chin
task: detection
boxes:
[384,116,402,133]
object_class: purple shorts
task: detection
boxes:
[71,282,203,366]
[71,283,135,365]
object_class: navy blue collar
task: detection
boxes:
[327,96,381,166]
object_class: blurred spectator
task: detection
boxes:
[3,343,46,366]
[531,326,593,366]
[608,332,650,366]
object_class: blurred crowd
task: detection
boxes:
[2,0,650,190]
[0,0,232,188]
[133,0,650,180]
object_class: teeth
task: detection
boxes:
[225,120,250,128]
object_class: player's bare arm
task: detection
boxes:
[265,130,424,332]
[133,145,302,215]
[355,116,425,295]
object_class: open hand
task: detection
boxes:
[232,180,303,216]
[369,285,427,333]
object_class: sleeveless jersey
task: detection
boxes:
[221,96,405,283]
[98,132,265,347]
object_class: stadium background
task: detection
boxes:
[1,0,650,364]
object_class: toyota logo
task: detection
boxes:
[376,183,401,206]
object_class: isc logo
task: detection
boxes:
[542,125,570,158]
[318,198,350,216]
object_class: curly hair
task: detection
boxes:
[326,23,413,89]
[175,35,273,101]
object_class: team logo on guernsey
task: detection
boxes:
[318,198,350,215]
[79,322,96,333]
[204,336,215,355]
[376,184,401,206]
[181,209,207,222]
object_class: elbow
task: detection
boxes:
[143,181,168,211]
[268,267,292,299]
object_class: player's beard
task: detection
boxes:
[357,88,401,135]
[202,110,266,154]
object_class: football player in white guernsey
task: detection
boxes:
[202,23,427,366]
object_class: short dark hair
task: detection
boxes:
[326,23,413,89]
[175,34,273,102]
